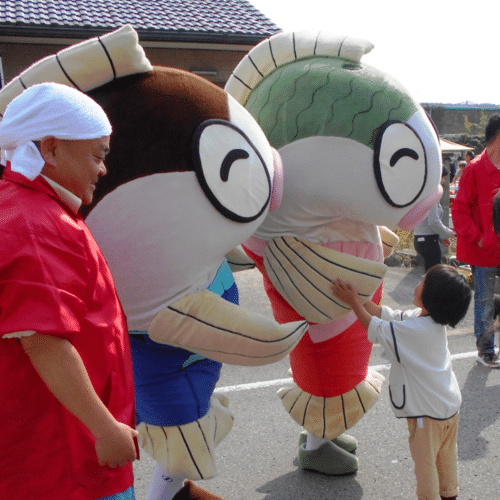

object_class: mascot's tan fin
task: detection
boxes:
[278,368,385,440]
[225,245,255,272]
[138,394,233,480]
[0,24,152,117]
[264,236,387,324]
[379,226,399,259]
[148,290,308,366]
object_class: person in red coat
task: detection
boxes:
[0,83,138,500]
[452,115,500,367]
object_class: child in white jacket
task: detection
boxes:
[332,264,471,500]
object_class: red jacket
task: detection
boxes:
[452,150,500,267]
[0,169,135,499]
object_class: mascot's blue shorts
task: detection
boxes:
[130,260,238,427]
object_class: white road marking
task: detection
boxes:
[215,350,478,394]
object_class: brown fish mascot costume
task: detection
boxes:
[0,26,308,500]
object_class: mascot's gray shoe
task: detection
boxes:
[298,442,359,475]
[299,430,358,453]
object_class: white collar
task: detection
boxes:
[41,175,82,214]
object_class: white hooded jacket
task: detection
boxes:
[368,305,461,420]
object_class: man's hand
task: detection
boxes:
[94,421,139,468]
[21,334,138,468]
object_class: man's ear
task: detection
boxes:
[39,137,58,167]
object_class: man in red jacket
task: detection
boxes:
[452,115,500,367]
[0,83,138,499]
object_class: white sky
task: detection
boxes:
[249,0,499,105]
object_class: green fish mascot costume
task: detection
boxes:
[225,31,443,475]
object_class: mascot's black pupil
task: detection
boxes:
[220,149,250,181]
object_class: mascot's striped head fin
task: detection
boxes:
[0,24,152,119]
[226,31,420,152]
[225,31,374,107]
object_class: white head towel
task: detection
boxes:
[0,82,112,180]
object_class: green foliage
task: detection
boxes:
[464,111,490,135]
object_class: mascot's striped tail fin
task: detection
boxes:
[225,31,374,106]
[0,24,152,118]
[278,367,385,440]
[137,394,233,481]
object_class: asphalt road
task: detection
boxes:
[133,264,500,500]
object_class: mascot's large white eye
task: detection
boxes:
[192,119,271,222]
[374,121,427,208]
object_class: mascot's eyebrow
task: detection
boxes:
[390,148,419,167]
[220,149,249,182]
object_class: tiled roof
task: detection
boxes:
[0,0,281,43]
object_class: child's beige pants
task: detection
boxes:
[407,413,459,500]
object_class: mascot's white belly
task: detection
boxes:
[87,171,265,331]
[255,137,383,242]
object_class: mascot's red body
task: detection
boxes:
[249,249,383,398]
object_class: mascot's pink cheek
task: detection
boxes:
[269,148,284,212]
[398,185,443,230]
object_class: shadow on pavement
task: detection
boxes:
[384,265,423,308]
[257,468,364,500]
[459,363,500,460]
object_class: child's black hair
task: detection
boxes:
[421,264,472,328]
